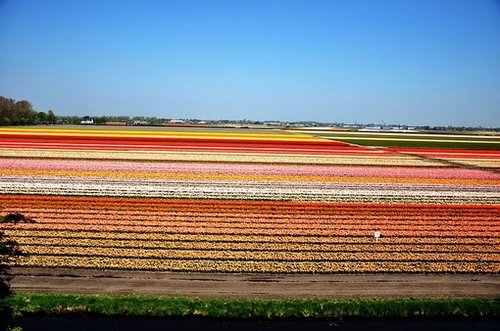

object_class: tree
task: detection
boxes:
[47,110,56,124]
[0,207,37,331]
[37,112,48,123]
[0,204,25,330]
[0,231,20,293]
[0,96,38,126]
[0,230,21,330]
[14,101,36,125]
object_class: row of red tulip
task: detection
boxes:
[1,195,498,215]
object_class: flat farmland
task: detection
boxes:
[303,129,500,150]
[0,126,499,297]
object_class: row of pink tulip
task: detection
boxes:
[2,158,499,179]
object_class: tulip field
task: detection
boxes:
[0,126,499,274]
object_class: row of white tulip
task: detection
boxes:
[2,175,498,192]
[1,175,498,204]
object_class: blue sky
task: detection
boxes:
[1,0,499,126]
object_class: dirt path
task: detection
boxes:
[9,268,500,299]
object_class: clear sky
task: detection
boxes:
[1,0,499,126]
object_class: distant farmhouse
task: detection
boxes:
[80,116,94,125]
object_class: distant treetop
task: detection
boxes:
[0,96,56,126]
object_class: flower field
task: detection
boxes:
[0,126,499,273]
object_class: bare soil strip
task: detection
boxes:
[9,267,500,299]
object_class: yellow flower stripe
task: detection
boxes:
[0,127,324,141]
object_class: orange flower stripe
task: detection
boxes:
[1,127,499,274]
[15,256,500,273]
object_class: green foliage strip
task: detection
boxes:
[2,294,498,319]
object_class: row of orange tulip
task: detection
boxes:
[19,245,500,263]
[16,255,500,273]
[4,222,497,238]
[14,236,498,253]
[11,216,498,235]
[7,229,498,245]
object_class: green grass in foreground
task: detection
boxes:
[321,137,500,150]
[2,294,499,319]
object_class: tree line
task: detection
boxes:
[57,115,170,126]
[0,96,56,126]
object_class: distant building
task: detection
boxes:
[129,120,150,126]
[80,116,94,125]
[164,119,188,127]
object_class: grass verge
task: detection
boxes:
[2,294,499,319]
[321,137,500,149]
